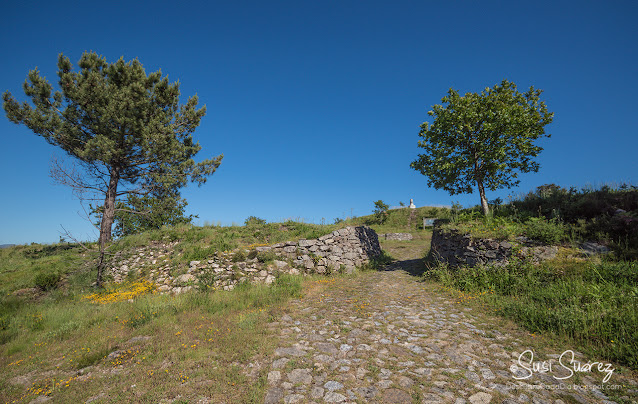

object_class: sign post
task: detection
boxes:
[423,218,436,228]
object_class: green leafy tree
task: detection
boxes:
[373,200,390,224]
[410,79,553,215]
[3,52,223,286]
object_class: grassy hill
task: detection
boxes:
[1,195,636,402]
[0,210,446,403]
[0,221,331,402]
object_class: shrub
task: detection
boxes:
[34,271,61,291]
[181,245,218,262]
[231,250,246,262]
[196,269,217,290]
[256,250,277,263]
[245,216,266,226]
[126,302,157,328]
[524,217,565,244]
[425,207,440,217]
[308,253,321,265]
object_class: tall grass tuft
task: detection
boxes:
[426,259,638,369]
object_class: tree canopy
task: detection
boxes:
[96,190,196,239]
[410,79,553,215]
[3,51,223,286]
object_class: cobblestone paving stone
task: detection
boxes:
[263,264,637,403]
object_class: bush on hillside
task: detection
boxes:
[511,183,638,223]
[244,216,267,226]
[455,183,638,257]
[524,217,565,244]
[34,271,61,291]
[231,250,246,262]
[256,250,277,263]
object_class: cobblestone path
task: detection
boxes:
[263,262,636,403]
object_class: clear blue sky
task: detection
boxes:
[1,0,637,245]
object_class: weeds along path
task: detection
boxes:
[263,254,635,403]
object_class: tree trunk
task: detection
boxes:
[96,166,120,287]
[472,150,489,216]
[476,178,489,216]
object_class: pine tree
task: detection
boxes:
[91,189,196,239]
[3,51,223,286]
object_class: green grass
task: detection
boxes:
[438,215,569,245]
[425,258,638,369]
[107,220,341,265]
[439,215,524,241]
[0,243,87,296]
[0,272,304,403]
[0,220,343,293]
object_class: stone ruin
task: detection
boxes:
[430,224,559,267]
[431,223,611,268]
[108,226,382,294]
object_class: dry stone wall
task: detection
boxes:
[431,225,559,268]
[108,226,381,294]
[378,233,414,241]
[257,226,381,274]
[431,227,513,267]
